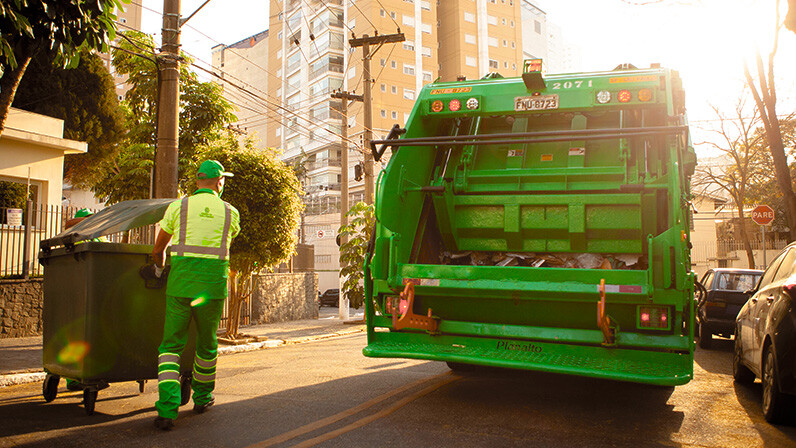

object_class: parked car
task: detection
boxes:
[319,289,340,307]
[734,242,796,423]
[696,268,762,349]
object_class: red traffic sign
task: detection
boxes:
[751,205,775,226]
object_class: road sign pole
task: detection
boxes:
[762,225,766,267]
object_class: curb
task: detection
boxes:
[0,327,365,388]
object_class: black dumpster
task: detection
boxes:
[38,199,196,415]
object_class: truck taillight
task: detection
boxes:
[618,90,632,103]
[638,306,670,330]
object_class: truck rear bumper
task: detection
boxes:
[364,332,692,386]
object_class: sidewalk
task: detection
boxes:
[0,307,365,387]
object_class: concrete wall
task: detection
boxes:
[0,279,43,338]
[250,272,318,324]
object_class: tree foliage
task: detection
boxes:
[0,0,126,134]
[190,133,304,337]
[338,202,375,309]
[11,48,125,186]
[92,31,236,203]
[692,99,771,268]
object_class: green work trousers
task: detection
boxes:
[155,295,225,419]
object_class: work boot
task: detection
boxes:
[154,416,174,431]
[193,398,215,414]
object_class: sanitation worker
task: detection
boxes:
[150,160,240,430]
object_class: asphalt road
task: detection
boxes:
[1,334,795,447]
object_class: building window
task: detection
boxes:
[275,127,281,137]
[349,18,356,28]
[464,12,475,23]
[502,39,507,47]
[391,11,397,19]
[391,111,398,119]
[380,9,385,17]
[511,41,515,49]
[391,85,397,94]
[403,40,415,51]
[488,37,498,47]
[421,1,431,10]
[504,61,508,68]
[277,49,282,59]
[501,18,506,25]
[465,34,476,44]
[465,56,477,67]
[421,23,432,34]
[403,63,415,75]
[404,89,415,100]
[381,109,387,118]
[510,20,514,27]
[381,83,386,92]
[488,15,497,25]
[391,60,397,69]
[422,46,432,57]
[535,20,541,34]
[403,15,415,27]
[277,31,283,40]
[489,59,498,69]
[422,71,433,82]
[381,58,386,66]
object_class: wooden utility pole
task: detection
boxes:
[154,0,181,198]
[348,32,404,204]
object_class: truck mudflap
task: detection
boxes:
[363,332,693,386]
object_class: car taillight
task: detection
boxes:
[638,305,670,330]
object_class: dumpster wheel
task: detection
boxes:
[43,373,59,403]
[180,373,192,406]
[83,388,98,415]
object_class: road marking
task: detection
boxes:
[246,371,458,448]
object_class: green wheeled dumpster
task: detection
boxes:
[38,199,196,415]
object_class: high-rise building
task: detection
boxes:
[211,30,270,139]
[212,0,570,292]
[99,2,143,101]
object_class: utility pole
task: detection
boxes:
[154,0,181,198]
[348,32,404,204]
[331,90,363,319]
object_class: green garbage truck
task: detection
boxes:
[362,60,697,386]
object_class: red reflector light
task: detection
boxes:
[431,100,444,112]
[448,99,461,112]
[638,306,670,329]
[618,90,632,103]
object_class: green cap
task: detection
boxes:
[74,209,93,218]
[197,160,233,179]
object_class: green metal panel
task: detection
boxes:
[366,65,696,386]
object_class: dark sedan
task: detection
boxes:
[696,268,762,349]
[319,288,340,307]
[734,243,796,423]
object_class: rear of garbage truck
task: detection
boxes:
[362,61,697,386]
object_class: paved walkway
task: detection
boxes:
[0,307,365,386]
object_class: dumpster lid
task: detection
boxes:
[40,198,176,251]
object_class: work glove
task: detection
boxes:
[139,263,169,288]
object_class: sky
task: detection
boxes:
[138,0,796,157]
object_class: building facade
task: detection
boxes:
[212,0,569,292]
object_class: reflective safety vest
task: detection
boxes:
[161,190,240,260]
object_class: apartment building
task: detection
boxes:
[213,0,566,292]
[98,2,143,101]
[211,30,270,140]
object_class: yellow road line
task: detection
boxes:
[291,373,459,448]
[246,371,457,448]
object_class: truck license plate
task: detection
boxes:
[514,94,559,111]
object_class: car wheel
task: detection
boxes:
[696,321,712,349]
[732,336,755,384]
[762,346,789,423]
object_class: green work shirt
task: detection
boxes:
[159,189,240,300]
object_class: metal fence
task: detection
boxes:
[1,203,156,278]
